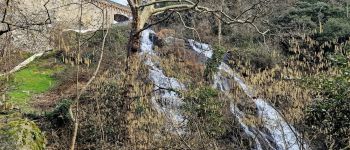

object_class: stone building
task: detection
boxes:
[51,0,131,30]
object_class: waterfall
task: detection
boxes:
[214,63,265,150]
[140,29,186,131]
[188,39,308,150]
[138,29,307,149]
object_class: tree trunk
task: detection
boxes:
[127,17,142,57]
[124,8,145,144]
[123,5,155,144]
[127,8,151,57]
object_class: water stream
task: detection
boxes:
[188,39,307,150]
[140,29,186,132]
[139,29,307,149]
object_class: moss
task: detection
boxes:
[0,113,46,150]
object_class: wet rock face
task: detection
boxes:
[149,32,165,47]
[0,112,46,150]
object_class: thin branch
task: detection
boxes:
[176,11,201,42]
[138,0,195,9]
[43,0,52,24]
[234,0,264,20]
[152,4,193,15]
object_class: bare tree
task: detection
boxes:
[126,0,270,56]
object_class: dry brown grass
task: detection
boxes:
[156,37,205,85]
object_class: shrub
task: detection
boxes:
[272,1,350,52]
[88,25,129,51]
[45,99,72,128]
[273,1,346,32]
[227,46,279,72]
[316,18,350,42]
[182,87,230,138]
[303,54,350,149]
[77,80,128,147]
[204,46,226,81]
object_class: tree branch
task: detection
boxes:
[130,0,269,36]
[135,10,175,36]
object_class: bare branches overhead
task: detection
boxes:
[126,0,271,53]
[128,0,270,33]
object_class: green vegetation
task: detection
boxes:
[0,112,46,150]
[89,25,129,52]
[274,1,347,31]
[272,0,350,52]
[45,99,72,127]
[228,46,280,72]
[204,46,226,81]
[5,57,64,112]
[182,87,230,138]
[76,80,128,146]
[304,54,350,149]
[319,18,350,41]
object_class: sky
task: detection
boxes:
[112,0,128,6]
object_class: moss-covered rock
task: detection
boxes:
[0,112,46,150]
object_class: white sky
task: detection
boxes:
[112,0,128,6]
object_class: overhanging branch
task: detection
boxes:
[130,0,270,36]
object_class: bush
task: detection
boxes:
[204,46,226,81]
[227,46,279,71]
[315,18,350,42]
[182,87,230,138]
[88,25,129,51]
[271,1,350,68]
[303,54,350,149]
[77,80,128,147]
[273,1,346,31]
[45,99,72,128]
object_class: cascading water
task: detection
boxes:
[140,29,186,131]
[139,28,307,149]
[188,39,308,150]
[230,103,264,150]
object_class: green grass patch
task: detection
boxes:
[5,57,64,112]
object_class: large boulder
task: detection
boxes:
[0,112,46,150]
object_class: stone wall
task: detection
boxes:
[0,0,131,52]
